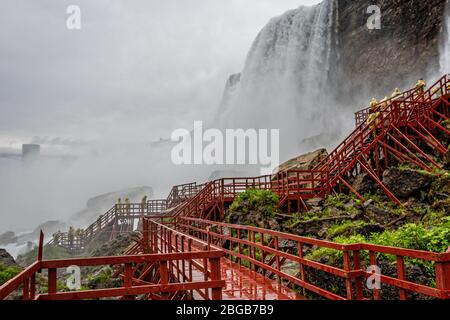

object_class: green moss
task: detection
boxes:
[227,189,279,221]
[427,173,450,200]
[308,221,450,277]
[326,220,369,239]
[363,193,388,207]
[86,267,113,289]
[0,263,22,285]
[307,234,367,263]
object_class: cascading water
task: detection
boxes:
[218,0,339,159]
[440,4,450,74]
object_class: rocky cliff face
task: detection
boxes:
[218,0,448,153]
[334,0,448,101]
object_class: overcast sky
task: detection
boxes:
[0,0,322,152]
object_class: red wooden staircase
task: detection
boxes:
[51,75,450,250]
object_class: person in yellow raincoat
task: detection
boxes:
[116,198,122,215]
[367,111,381,130]
[141,195,148,214]
[369,98,379,110]
[391,88,402,99]
[68,226,75,248]
[416,79,426,92]
[380,96,389,110]
[124,198,131,216]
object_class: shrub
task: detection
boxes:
[0,263,22,285]
[228,189,279,219]
[308,222,450,277]
[326,220,369,239]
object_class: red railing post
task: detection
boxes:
[396,256,407,300]
[38,231,44,262]
[22,278,29,301]
[124,263,134,300]
[298,241,307,296]
[343,251,354,299]
[160,260,169,299]
[143,218,150,254]
[47,268,57,297]
[353,250,364,300]
[435,250,450,299]
[203,256,209,300]
[29,273,36,300]
[369,251,380,300]
[210,257,222,300]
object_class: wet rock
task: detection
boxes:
[363,204,392,225]
[382,168,435,198]
[273,149,328,177]
[0,249,17,267]
[334,0,447,99]
[354,223,384,236]
[89,232,141,257]
[352,173,376,195]
[306,198,323,208]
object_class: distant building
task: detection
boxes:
[22,144,40,165]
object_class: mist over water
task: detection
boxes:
[1,0,449,238]
[0,143,213,233]
[0,0,345,235]
[218,0,344,160]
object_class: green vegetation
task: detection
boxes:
[17,244,73,266]
[229,189,279,218]
[0,263,22,285]
[86,267,114,289]
[326,220,369,238]
[308,220,450,276]
[323,194,362,210]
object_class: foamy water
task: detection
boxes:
[441,8,450,74]
[217,0,341,159]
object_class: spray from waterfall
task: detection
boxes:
[440,4,450,74]
[217,0,340,161]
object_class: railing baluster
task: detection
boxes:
[396,256,407,300]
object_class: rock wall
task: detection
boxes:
[220,0,448,111]
[333,0,448,101]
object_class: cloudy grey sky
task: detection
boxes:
[0,0,321,151]
[0,0,326,234]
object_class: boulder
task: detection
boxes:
[274,149,328,175]
[382,168,435,198]
[352,173,377,195]
[362,204,393,225]
[0,249,17,267]
[306,198,323,208]
[273,149,329,192]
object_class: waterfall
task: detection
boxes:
[440,4,450,74]
[218,0,338,158]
